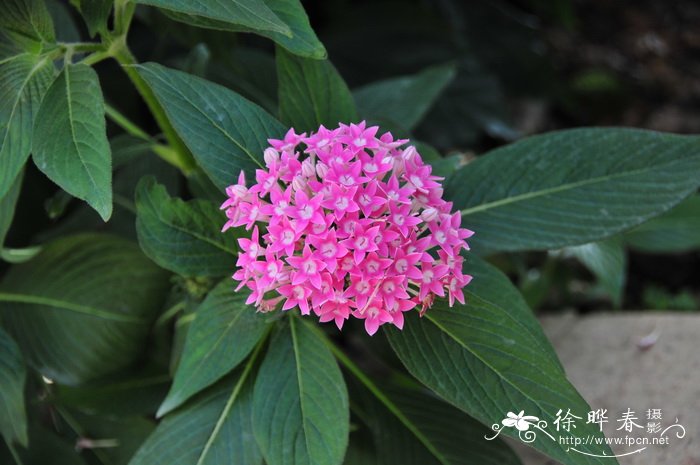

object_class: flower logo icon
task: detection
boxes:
[502,411,540,432]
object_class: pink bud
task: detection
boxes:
[292,176,307,192]
[401,145,417,162]
[231,185,248,199]
[316,162,329,178]
[302,159,316,177]
[264,148,279,166]
[420,207,439,222]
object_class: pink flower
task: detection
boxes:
[221,122,473,335]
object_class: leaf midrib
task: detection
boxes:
[0,291,144,323]
[168,298,247,405]
[459,158,695,216]
[64,65,100,198]
[194,334,266,465]
[290,317,314,462]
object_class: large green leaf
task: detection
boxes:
[135,177,237,277]
[33,63,112,221]
[137,0,290,36]
[385,256,617,465]
[446,128,700,254]
[277,46,358,132]
[625,194,700,253]
[0,170,23,249]
[0,234,170,385]
[568,237,626,307]
[0,0,55,52]
[163,0,325,59]
[354,65,456,131]
[0,328,27,448]
[348,380,522,465]
[0,53,54,199]
[158,281,272,416]
[130,367,263,465]
[253,317,349,465]
[135,63,285,190]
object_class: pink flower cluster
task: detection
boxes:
[221,122,473,335]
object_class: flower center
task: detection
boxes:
[336,197,349,209]
[435,231,447,244]
[339,174,354,186]
[355,236,368,250]
[299,205,314,219]
[396,258,408,273]
[303,259,317,274]
[282,230,295,244]
[293,286,305,300]
[321,243,337,257]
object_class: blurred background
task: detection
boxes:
[5,0,700,316]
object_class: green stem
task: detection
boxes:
[58,42,105,53]
[155,301,185,327]
[111,39,197,174]
[79,50,112,66]
[105,103,152,141]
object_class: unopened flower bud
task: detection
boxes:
[316,162,329,178]
[301,159,316,177]
[264,147,279,166]
[421,207,439,222]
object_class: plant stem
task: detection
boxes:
[105,103,152,141]
[110,39,197,175]
[155,301,186,327]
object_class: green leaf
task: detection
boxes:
[56,371,170,417]
[385,256,616,465]
[158,280,272,416]
[0,0,55,52]
[14,423,88,465]
[349,380,522,465]
[45,0,81,42]
[0,53,54,199]
[33,63,112,221]
[138,0,291,37]
[568,237,626,307]
[354,65,456,131]
[0,328,27,448]
[135,63,285,190]
[67,411,155,465]
[76,0,112,37]
[277,46,358,132]
[253,317,349,465]
[162,0,325,59]
[625,194,700,253]
[0,234,170,385]
[446,128,700,254]
[0,170,23,249]
[130,364,263,465]
[135,177,237,277]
